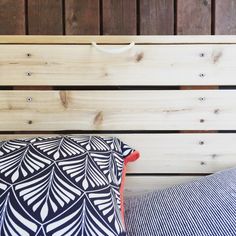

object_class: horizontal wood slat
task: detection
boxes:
[125,176,201,195]
[2,36,236,44]
[0,134,236,174]
[0,90,236,131]
[0,44,236,86]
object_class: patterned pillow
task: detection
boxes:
[125,167,236,236]
[0,135,139,236]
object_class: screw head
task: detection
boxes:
[199,140,205,145]
[199,53,205,57]
[199,73,206,78]
[199,97,206,101]
[26,97,32,102]
[26,72,32,76]
[26,53,31,57]
[200,119,205,123]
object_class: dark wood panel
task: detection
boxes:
[65,0,100,35]
[140,0,174,35]
[0,0,25,34]
[102,0,137,35]
[177,0,211,35]
[28,0,63,35]
[215,0,236,34]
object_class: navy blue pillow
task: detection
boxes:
[0,136,135,236]
[125,167,236,236]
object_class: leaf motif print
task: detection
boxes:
[103,137,123,153]
[33,137,85,160]
[0,145,52,183]
[0,192,39,236]
[0,140,27,156]
[45,197,117,236]
[0,180,8,197]
[91,151,124,185]
[89,187,124,235]
[15,166,82,222]
[69,136,110,151]
[58,153,108,190]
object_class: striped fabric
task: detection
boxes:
[124,168,236,236]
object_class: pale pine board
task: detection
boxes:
[1,35,236,44]
[0,44,235,86]
[0,90,236,131]
[1,134,236,174]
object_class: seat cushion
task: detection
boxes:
[125,167,236,236]
[0,135,139,236]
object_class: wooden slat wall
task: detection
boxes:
[1,0,236,195]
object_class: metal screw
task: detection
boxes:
[26,53,31,57]
[28,120,33,125]
[200,119,205,123]
[199,97,206,101]
[199,73,206,78]
[26,97,32,102]
[199,140,205,145]
[26,72,32,76]
[199,53,205,57]
[214,109,220,114]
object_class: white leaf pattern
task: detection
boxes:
[89,187,123,234]
[33,137,85,160]
[58,152,108,190]
[46,196,117,236]
[0,192,39,236]
[0,145,52,183]
[15,166,82,222]
[0,136,134,236]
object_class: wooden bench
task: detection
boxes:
[1,35,236,196]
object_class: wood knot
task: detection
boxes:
[94,111,103,126]
[212,51,222,64]
[59,91,69,109]
[203,0,209,6]
[200,161,206,166]
[28,120,33,125]
[135,52,144,62]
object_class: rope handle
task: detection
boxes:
[91,42,135,54]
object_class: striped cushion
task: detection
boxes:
[125,168,236,236]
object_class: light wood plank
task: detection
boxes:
[0,44,236,86]
[0,90,236,131]
[2,36,236,44]
[0,134,236,174]
[125,176,201,196]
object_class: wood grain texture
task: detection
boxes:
[0,44,235,86]
[177,0,211,35]
[140,0,174,35]
[0,0,25,34]
[28,0,63,35]
[65,0,100,35]
[102,0,137,35]
[0,90,236,131]
[1,35,236,44]
[215,0,236,34]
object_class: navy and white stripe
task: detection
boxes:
[125,167,236,236]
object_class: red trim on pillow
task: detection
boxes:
[120,151,140,223]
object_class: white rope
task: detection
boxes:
[91,42,135,54]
